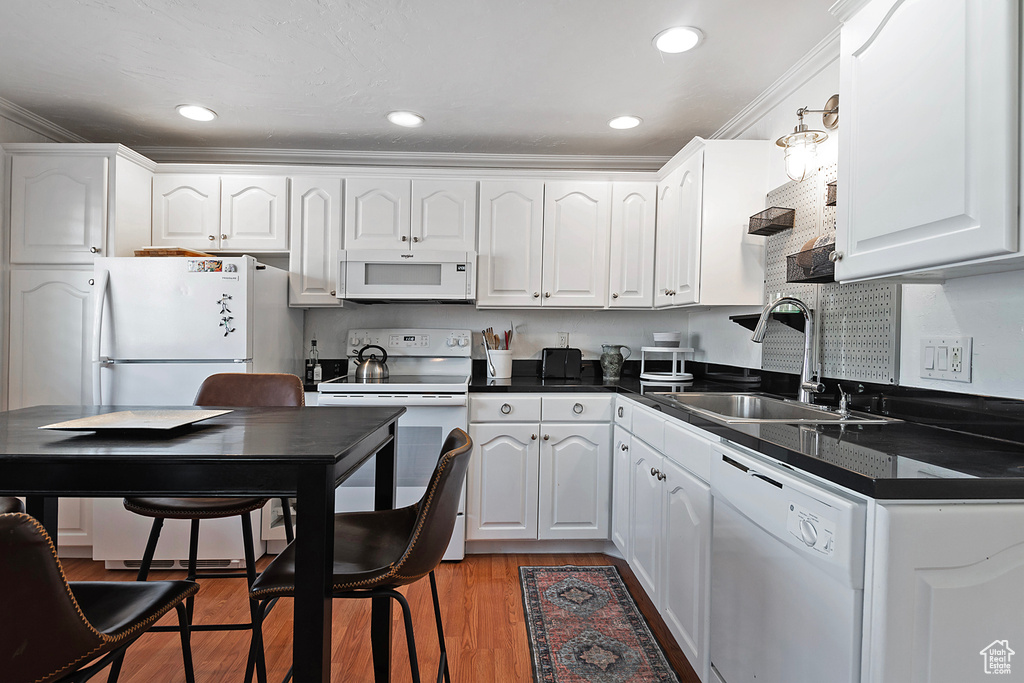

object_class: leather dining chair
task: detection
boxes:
[0,496,25,514]
[120,372,304,683]
[0,512,199,683]
[249,427,473,683]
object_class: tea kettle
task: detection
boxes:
[354,344,389,382]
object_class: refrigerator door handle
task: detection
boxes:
[91,268,109,405]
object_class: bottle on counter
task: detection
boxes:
[307,339,322,384]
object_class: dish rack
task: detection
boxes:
[639,346,694,382]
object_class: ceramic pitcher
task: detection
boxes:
[600,344,631,381]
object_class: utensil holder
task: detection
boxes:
[487,350,513,379]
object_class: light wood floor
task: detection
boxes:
[62,553,699,682]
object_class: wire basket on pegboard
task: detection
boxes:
[748,207,795,236]
[787,242,835,283]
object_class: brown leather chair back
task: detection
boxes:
[0,513,106,682]
[194,372,304,407]
[390,428,472,584]
[0,497,25,514]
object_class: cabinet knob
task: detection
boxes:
[412,236,420,243]
[89,246,100,253]
[651,466,658,477]
[208,235,216,241]
[620,443,628,451]
[573,402,584,414]
[657,471,667,481]
[500,403,512,414]
[330,290,336,297]
[829,250,843,262]
[611,292,619,299]
[88,278,95,286]
[533,292,540,298]
[531,434,538,441]
[221,234,227,240]
[544,292,551,298]
[402,235,408,242]
[543,434,550,441]
[617,406,624,417]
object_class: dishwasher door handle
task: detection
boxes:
[750,471,783,489]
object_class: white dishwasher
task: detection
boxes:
[709,443,866,683]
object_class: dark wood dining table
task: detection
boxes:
[0,404,406,683]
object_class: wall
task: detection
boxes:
[306,305,689,364]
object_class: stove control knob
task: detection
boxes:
[799,519,818,547]
[457,337,469,347]
[447,337,456,347]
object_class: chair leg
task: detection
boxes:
[429,570,451,683]
[280,497,294,544]
[241,512,268,683]
[175,602,197,683]
[136,517,165,581]
[105,651,124,683]
[185,518,200,624]
[389,589,422,683]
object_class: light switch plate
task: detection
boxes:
[920,337,972,382]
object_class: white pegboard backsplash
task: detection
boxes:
[761,162,900,384]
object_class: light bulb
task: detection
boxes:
[783,139,818,182]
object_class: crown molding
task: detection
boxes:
[710,27,841,141]
[829,0,871,22]
[0,97,89,143]
[133,146,669,173]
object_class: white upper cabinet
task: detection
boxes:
[9,146,153,264]
[608,182,657,308]
[412,179,477,251]
[476,180,546,306]
[655,138,770,308]
[288,177,343,306]
[152,174,221,249]
[541,181,611,307]
[835,0,1019,281]
[219,176,289,252]
[345,177,476,251]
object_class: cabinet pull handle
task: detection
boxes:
[208,235,216,241]
[531,434,537,440]
[402,235,408,242]
[412,236,420,242]
[657,471,667,481]
[500,403,512,414]
[533,292,541,298]
[543,434,550,441]
[544,292,551,298]
[829,250,843,262]
[611,292,619,299]
[617,406,624,417]
[89,246,100,253]
[573,402,584,414]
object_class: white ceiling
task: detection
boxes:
[1,0,838,159]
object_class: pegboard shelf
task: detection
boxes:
[730,312,807,333]
[748,207,796,236]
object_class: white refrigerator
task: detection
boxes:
[90,255,303,569]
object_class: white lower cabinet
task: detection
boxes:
[58,497,93,551]
[611,425,631,556]
[628,436,664,600]
[467,394,611,541]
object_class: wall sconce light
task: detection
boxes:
[776,94,839,182]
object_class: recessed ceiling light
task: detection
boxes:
[176,104,217,121]
[608,116,642,130]
[653,26,704,54]
[387,111,424,128]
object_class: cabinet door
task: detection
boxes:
[611,425,631,556]
[10,154,108,264]
[476,180,545,306]
[8,269,94,409]
[836,0,1018,280]
[220,176,288,251]
[288,177,343,306]
[152,174,221,249]
[344,177,411,250]
[608,182,657,307]
[466,423,539,540]
[538,423,611,540]
[411,179,477,251]
[629,437,663,601]
[661,457,712,682]
[656,151,702,307]
[542,182,611,307]
[58,498,93,551]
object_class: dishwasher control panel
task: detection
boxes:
[787,502,836,556]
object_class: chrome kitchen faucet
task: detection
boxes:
[751,297,824,403]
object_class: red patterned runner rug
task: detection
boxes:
[520,565,680,682]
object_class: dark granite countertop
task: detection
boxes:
[468,360,1024,500]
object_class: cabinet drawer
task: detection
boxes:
[631,406,665,452]
[542,395,613,422]
[615,397,632,429]
[664,420,712,482]
[470,395,541,422]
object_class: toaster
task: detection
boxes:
[541,348,583,379]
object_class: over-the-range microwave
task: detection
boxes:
[337,250,476,303]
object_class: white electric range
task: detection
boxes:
[318,328,472,560]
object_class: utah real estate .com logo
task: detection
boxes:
[981,640,1014,675]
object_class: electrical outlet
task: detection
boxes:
[557,332,569,348]
[920,337,972,382]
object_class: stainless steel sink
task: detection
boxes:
[650,392,899,425]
